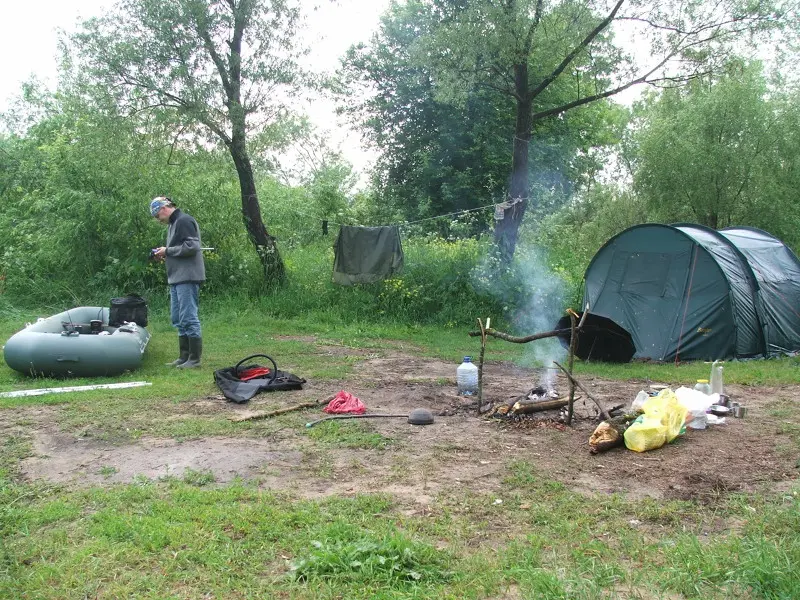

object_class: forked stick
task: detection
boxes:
[553,361,611,421]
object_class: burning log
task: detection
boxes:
[485,385,567,417]
[511,397,569,415]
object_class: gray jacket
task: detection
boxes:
[165,209,206,284]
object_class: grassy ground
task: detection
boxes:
[1,307,798,599]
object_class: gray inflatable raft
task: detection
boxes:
[3,307,151,377]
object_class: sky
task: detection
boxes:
[0,0,390,175]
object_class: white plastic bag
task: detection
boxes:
[674,387,717,430]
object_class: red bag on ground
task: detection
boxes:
[323,390,366,414]
[237,366,272,381]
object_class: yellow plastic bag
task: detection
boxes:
[640,389,687,443]
[624,415,667,452]
[624,389,688,452]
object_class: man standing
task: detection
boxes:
[150,197,206,368]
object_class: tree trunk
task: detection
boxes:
[494,63,533,263]
[229,139,286,286]
[225,4,285,287]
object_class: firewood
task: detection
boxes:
[566,310,578,425]
[483,397,516,417]
[476,317,488,415]
[511,398,569,414]
[229,394,335,422]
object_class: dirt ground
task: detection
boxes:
[13,352,800,505]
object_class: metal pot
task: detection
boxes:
[708,404,730,417]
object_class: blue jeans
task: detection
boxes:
[169,283,201,338]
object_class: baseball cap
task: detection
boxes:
[149,197,172,217]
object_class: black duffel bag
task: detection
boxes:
[214,354,306,403]
[109,294,148,327]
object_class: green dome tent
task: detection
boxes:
[583,224,800,362]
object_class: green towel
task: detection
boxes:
[333,225,404,285]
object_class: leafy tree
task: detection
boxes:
[403,0,793,261]
[340,0,624,236]
[68,0,310,285]
[749,85,800,251]
[630,60,800,248]
[255,149,358,248]
[289,135,358,222]
[338,1,511,229]
[0,88,258,304]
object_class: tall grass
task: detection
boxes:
[262,236,504,326]
[106,235,569,332]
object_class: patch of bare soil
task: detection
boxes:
[13,354,800,505]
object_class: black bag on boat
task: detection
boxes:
[109,294,148,327]
[214,354,306,403]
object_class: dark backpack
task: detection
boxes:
[213,354,306,403]
[109,294,148,327]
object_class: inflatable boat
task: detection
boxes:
[3,307,151,377]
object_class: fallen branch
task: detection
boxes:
[553,361,611,421]
[229,394,334,422]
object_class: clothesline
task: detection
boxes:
[236,192,503,228]
[400,202,498,226]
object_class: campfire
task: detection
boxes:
[470,310,616,426]
[526,385,560,402]
[482,381,567,418]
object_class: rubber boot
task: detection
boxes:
[177,337,202,369]
[166,335,190,367]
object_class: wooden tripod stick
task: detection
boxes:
[476,317,489,414]
[468,305,590,343]
[553,361,611,421]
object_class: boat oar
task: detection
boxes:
[305,408,435,428]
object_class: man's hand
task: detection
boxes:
[152,247,166,261]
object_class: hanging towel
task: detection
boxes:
[332,225,404,285]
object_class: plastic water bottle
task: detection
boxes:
[457,356,479,396]
[694,379,711,395]
[710,361,724,395]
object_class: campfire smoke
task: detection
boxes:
[473,243,569,417]
[538,362,559,394]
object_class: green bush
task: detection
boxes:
[252,235,505,327]
[1,112,580,329]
